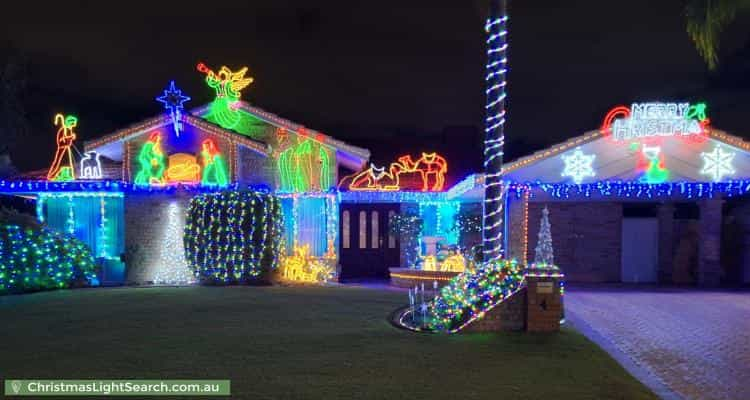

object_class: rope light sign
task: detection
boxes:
[601,102,710,141]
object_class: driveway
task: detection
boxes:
[565,286,750,400]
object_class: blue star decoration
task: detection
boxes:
[156,81,191,136]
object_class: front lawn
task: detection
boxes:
[0,286,656,399]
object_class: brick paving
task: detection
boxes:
[566,287,750,400]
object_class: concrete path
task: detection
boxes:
[566,286,750,400]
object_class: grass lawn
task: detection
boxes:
[0,285,656,399]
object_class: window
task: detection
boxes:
[388,210,396,248]
[371,211,379,249]
[342,210,350,249]
[623,203,658,218]
[359,211,367,249]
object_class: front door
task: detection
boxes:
[621,218,659,283]
[339,203,400,281]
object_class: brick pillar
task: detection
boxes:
[525,274,562,332]
[698,198,723,287]
[657,203,675,283]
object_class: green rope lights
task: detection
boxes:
[197,62,264,137]
[134,132,166,185]
[51,167,75,182]
[319,144,332,190]
[200,139,229,186]
[277,138,334,192]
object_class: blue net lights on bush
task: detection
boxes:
[0,224,97,294]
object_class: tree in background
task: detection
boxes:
[685,0,750,70]
[0,50,31,155]
[534,206,554,266]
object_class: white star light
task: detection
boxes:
[700,146,735,182]
[561,147,596,184]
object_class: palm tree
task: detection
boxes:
[685,0,750,70]
[482,0,508,264]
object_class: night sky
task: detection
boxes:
[2,0,749,185]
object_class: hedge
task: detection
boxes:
[0,224,97,294]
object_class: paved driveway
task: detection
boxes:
[566,286,750,400]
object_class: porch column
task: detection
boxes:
[698,198,723,287]
[657,202,674,283]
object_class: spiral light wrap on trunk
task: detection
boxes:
[482,0,508,264]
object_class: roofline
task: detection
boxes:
[450,127,750,191]
[502,129,604,175]
[501,127,749,176]
[191,102,371,162]
[84,113,270,157]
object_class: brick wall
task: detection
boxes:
[462,287,526,332]
[237,146,276,188]
[123,193,194,283]
[526,277,563,332]
[507,193,528,263]
[526,202,622,282]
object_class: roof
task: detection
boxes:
[13,154,123,181]
[84,101,370,170]
[502,128,750,184]
[502,128,750,176]
[446,127,750,201]
[84,112,270,161]
[190,102,371,167]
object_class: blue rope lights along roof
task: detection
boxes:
[4,179,749,200]
[0,180,272,194]
[506,180,750,199]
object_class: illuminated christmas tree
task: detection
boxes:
[153,203,194,285]
[534,206,554,266]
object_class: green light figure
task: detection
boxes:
[640,145,669,184]
[134,131,166,185]
[686,102,708,122]
[277,139,333,192]
[197,63,253,131]
[200,139,228,186]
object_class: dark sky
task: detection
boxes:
[2,0,749,185]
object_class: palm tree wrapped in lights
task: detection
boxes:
[482,0,508,264]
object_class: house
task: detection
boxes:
[450,102,750,286]
[6,81,749,288]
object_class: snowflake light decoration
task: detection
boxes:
[700,145,735,182]
[156,81,191,137]
[561,147,596,184]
